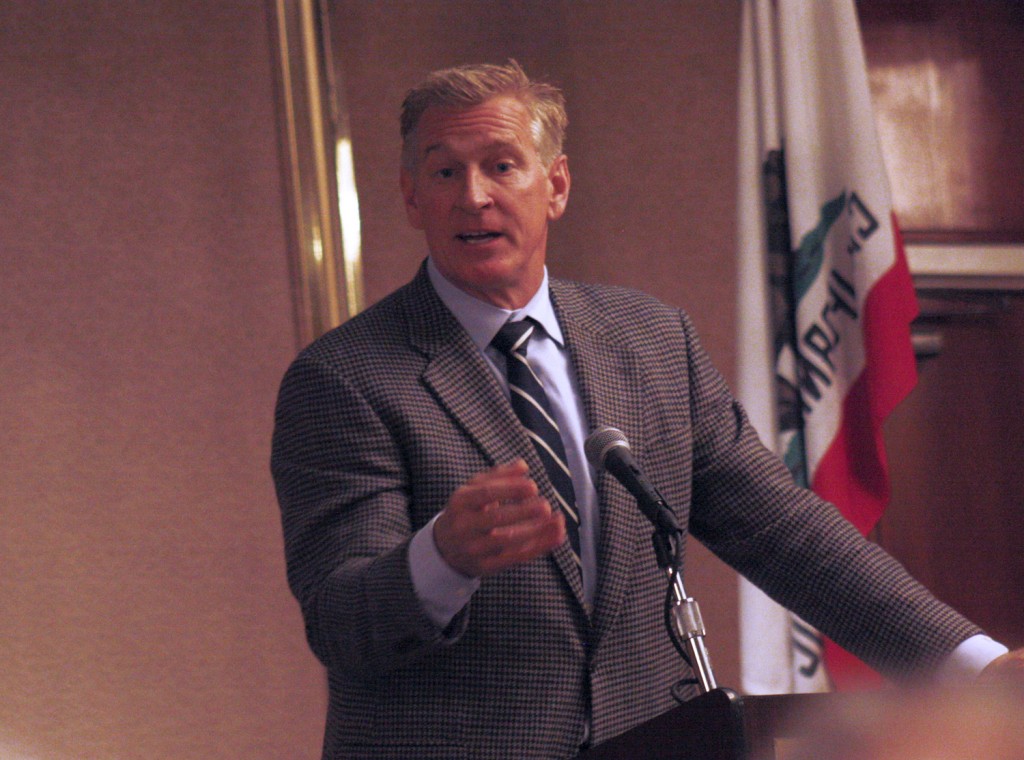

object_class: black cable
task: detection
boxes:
[654,529,702,704]
[670,677,700,706]
[663,564,693,665]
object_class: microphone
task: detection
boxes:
[584,426,681,534]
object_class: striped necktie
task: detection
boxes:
[491,318,581,568]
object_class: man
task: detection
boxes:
[272,61,1020,760]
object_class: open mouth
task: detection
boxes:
[456,231,502,244]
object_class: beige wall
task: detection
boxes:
[1,1,744,757]
[1,2,324,758]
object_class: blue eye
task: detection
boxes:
[436,167,454,179]
[495,162,512,173]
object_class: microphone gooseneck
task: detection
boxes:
[585,425,718,695]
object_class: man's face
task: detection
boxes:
[400,95,570,309]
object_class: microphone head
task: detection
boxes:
[584,426,631,469]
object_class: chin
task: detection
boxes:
[453,257,517,285]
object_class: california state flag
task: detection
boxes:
[736,0,919,693]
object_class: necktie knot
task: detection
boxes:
[491,319,535,357]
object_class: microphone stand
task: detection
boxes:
[651,527,718,695]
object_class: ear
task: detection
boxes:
[546,154,571,222]
[400,167,424,230]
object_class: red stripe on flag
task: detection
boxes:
[860,217,919,427]
[823,638,885,690]
[813,215,917,534]
[813,215,919,687]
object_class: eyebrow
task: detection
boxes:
[422,138,527,159]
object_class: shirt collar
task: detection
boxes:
[426,257,565,352]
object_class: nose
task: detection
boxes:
[458,167,493,211]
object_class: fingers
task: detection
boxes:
[453,459,537,510]
[434,460,568,578]
[494,508,566,568]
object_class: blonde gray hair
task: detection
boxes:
[400,60,568,170]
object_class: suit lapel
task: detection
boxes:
[403,265,522,467]
[402,267,588,608]
[551,281,648,644]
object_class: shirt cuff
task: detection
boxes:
[934,634,1009,682]
[408,514,481,629]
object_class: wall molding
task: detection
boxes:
[907,243,1024,292]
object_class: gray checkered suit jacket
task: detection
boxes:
[271,263,979,759]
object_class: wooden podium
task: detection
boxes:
[577,688,839,760]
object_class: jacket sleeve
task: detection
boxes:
[270,351,468,678]
[676,310,981,681]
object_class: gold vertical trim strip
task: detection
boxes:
[317,0,365,318]
[270,0,364,345]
